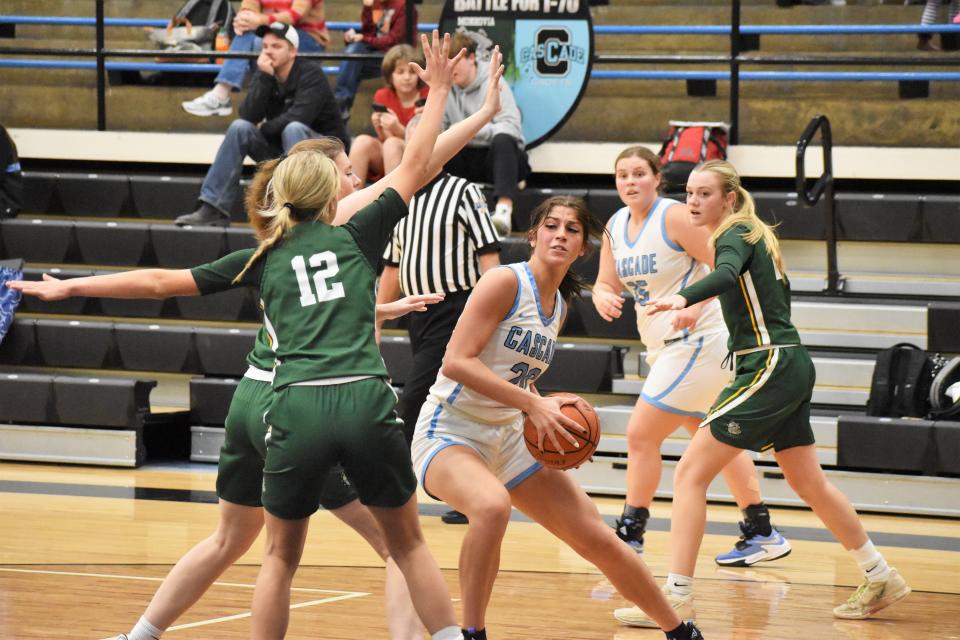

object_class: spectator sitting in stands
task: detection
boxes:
[181,0,329,117]
[917,0,959,51]
[442,32,527,237]
[0,123,23,219]
[175,23,347,227]
[349,44,428,185]
[335,0,415,123]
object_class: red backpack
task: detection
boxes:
[658,121,729,194]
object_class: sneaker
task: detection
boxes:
[174,203,231,227]
[714,521,792,566]
[182,90,232,117]
[491,203,512,237]
[614,515,645,554]
[667,621,703,640]
[917,34,941,52]
[441,509,468,525]
[613,586,695,628]
[832,568,911,619]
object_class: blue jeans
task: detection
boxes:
[216,29,325,90]
[200,120,317,214]
[334,41,383,107]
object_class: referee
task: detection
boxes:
[377,170,501,441]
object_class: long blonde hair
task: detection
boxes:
[696,160,786,275]
[234,150,340,283]
[245,137,345,241]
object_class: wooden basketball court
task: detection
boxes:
[2,461,958,639]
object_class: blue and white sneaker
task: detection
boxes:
[715,521,792,566]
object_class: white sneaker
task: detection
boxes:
[182,90,232,116]
[833,568,910,619]
[491,203,512,237]
[613,585,695,628]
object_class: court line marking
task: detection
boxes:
[0,566,367,594]
[161,593,369,634]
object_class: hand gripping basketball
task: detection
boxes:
[523,393,600,470]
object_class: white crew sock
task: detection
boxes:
[212,83,231,101]
[432,625,462,640]
[850,539,892,583]
[666,573,694,597]
[128,616,163,640]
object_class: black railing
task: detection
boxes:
[796,115,841,297]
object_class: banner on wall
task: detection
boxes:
[439,0,594,148]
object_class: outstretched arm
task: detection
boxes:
[333,46,504,224]
[6,269,199,301]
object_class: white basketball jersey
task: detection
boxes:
[428,262,564,424]
[608,198,725,352]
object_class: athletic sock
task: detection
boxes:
[850,540,891,583]
[212,83,231,101]
[664,621,694,640]
[432,625,462,640]
[462,627,488,639]
[743,502,773,536]
[666,573,694,598]
[128,616,162,640]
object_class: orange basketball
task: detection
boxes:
[523,393,600,470]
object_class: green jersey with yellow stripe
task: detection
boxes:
[678,224,800,352]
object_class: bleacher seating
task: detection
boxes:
[1,1,959,513]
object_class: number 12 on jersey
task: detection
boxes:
[292,252,345,307]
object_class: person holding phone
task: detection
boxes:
[349,44,430,185]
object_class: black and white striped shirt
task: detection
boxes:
[383,173,501,296]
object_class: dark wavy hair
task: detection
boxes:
[526,195,605,300]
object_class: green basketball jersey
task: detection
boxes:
[259,188,408,389]
[190,248,273,371]
[679,224,800,352]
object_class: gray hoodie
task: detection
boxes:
[443,59,525,149]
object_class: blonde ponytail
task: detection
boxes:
[234,150,341,283]
[698,160,786,276]
[245,137,346,241]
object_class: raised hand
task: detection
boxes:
[481,45,504,117]
[6,274,71,301]
[411,30,464,91]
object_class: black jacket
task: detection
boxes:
[239,58,347,145]
[0,124,22,219]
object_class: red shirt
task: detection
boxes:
[373,85,429,129]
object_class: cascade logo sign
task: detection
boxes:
[440,0,593,148]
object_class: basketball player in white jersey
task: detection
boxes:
[410,196,704,640]
[592,146,791,627]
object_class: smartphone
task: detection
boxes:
[371,103,388,113]
[414,98,427,108]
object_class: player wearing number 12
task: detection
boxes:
[233,31,464,640]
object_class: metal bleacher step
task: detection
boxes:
[593,407,838,462]
[611,375,868,408]
[570,455,960,518]
[580,404,960,518]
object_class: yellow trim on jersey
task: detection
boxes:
[738,275,763,347]
[709,348,774,414]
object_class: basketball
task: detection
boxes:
[523,393,600,470]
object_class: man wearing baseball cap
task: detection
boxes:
[176,23,348,227]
